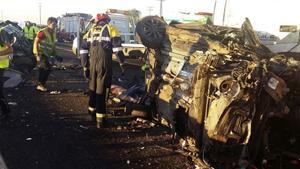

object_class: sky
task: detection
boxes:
[1,0,300,38]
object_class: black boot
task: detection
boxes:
[88,106,96,122]
[0,98,10,118]
[96,113,106,128]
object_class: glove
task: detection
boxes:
[83,68,90,80]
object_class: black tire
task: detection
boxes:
[136,16,167,49]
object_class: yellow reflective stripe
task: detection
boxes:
[107,24,120,38]
[96,113,105,118]
[83,30,91,40]
[88,107,96,112]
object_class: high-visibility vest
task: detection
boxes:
[0,44,11,69]
[30,26,40,39]
[83,23,122,52]
[33,27,56,57]
[23,26,32,40]
[84,23,120,43]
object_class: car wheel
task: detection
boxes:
[136,16,167,49]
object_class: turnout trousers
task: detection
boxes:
[88,42,112,116]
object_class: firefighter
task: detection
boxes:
[33,17,57,92]
[80,13,123,127]
[0,27,13,118]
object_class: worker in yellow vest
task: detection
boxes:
[23,21,34,43]
[0,28,13,118]
[33,17,57,92]
[30,23,40,41]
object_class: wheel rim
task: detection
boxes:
[142,18,165,39]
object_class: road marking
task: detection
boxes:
[0,153,8,169]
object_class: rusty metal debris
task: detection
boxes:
[136,16,300,168]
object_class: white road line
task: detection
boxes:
[0,153,8,169]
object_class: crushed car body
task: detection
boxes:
[135,16,300,168]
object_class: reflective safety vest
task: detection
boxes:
[29,26,39,40]
[0,44,11,69]
[23,26,33,40]
[33,27,56,57]
[84,23,120,44]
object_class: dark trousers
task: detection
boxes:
[89,89,107,114]
[38,68,51,85]
[0,69,9,114]
[37,56,51,86]
[88,42,112,114]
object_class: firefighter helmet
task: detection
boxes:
[95,13,111,22]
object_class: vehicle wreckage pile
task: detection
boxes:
[135,16,300,168]
[0,21,36,87]
[0,21,35,74]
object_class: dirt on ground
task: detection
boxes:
[0,43,195,169]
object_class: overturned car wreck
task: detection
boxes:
[136,16,300,168]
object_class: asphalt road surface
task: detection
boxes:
[0,43,195,169]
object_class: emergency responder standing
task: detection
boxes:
[23,21,34,43]
[33,17,57,92]
[80,13,123,127]
[30,23,40,41]
[0,27,13,118]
